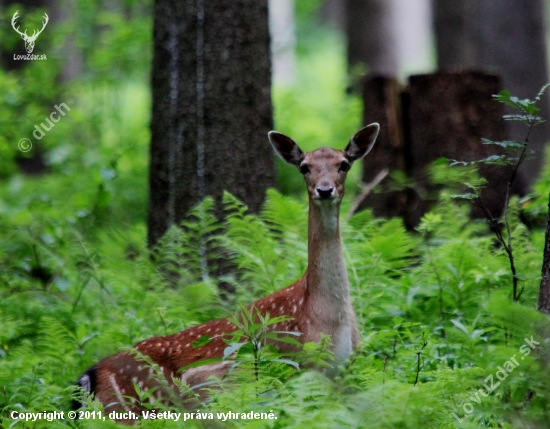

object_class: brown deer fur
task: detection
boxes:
[74,124,380,421]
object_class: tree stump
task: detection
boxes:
[356,76,407,219]
[358,71,522,228]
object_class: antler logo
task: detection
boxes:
[11,11,49,54]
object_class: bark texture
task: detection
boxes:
[432,0,477,69]
[359,72,517,228]
[539,195,550,314]
[357,76,406,218]
[148,0,276,247]
[432,0,550,185]
[345,0,398,77]
[406,72,511,226]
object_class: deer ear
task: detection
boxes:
[268,131,304,166]
[344,123,380,162]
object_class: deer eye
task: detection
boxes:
[299,164,310,175]
[339,161,351,173]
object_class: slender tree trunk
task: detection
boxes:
[345,0,398,78]
[148,0,276,248]
[539,195,550,314]
[47,0,83,82]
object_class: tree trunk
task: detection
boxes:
[476,0,549,186]
[148,0,277,248]
[406,72,511,227]
[358,72,515,228]
[432,0,477,69]
[345,0,398,79]
[432,0,550,186]
[539,195,550,315]
[47,0,83,82]
[354,76,406,218]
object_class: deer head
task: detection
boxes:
[268,123,380,205]
[12,11,49,54]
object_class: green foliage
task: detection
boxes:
[450,85,549,302]
[2,3,550,428]
[2,180,550,428]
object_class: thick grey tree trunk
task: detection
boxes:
[432,0,550,185]
[148,0,277,247]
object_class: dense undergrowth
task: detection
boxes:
[2,2,550,427]
[2,159,550,428]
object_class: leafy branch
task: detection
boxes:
[451,84,549,302]
[413,333,428,387]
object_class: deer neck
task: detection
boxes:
[305,200,349,301]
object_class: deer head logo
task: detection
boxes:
[11,11,49,54]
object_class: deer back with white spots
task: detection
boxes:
[74,123,379,422]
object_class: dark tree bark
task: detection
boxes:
[148,0,277,248]
[539,195,550,314]
[345,0,398,78]
[355,76,406,218]
[475,0,549,185]
[432,0,550,185]
[358,72,516,228]
[406,72,511,227]
[432,0,477,69]
[320,0,345,31]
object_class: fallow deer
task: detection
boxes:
[74,123,379,421]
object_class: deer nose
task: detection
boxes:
[317,187,334,199]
